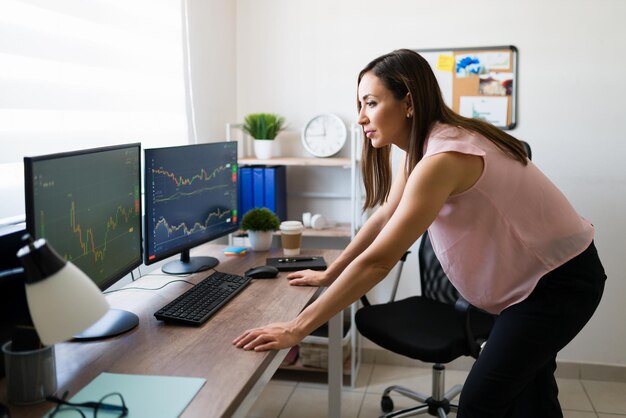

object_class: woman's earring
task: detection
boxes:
[406,113,412,118]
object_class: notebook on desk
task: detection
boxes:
[46,372,205,417]
[266,256,327,271]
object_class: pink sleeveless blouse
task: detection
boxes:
[424,124,594,314]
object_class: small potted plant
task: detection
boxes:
[240,207,280,251]
[242,113,286,160]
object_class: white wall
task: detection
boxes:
[184,0,237,143]
[191,0,626,366]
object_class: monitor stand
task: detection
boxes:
[73,309,139,341]
[161,249,219,275]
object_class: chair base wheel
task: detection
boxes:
[381,395,394,413]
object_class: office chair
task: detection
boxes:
[356,233,495,417]
[355,140,531,418]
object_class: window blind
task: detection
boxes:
[0,0,189,219]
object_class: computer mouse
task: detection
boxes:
[244,265,279,279]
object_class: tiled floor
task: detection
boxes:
[246,363,626,418]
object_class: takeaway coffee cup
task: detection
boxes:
[280,221,304,256]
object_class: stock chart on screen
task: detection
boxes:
[26,144,142,288]
[144,142,238,266]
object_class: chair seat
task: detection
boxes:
[356,296,495,364]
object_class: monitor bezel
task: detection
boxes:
[23,142,143,291]
[143,141,239,267]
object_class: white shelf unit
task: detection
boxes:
[227,123,364,387]
[226,123,362,240]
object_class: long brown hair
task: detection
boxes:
[357,49,527,209]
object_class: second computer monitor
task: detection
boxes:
[144,141,239,274]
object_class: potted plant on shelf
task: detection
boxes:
[240,207,280,251]
[242,113,286,160]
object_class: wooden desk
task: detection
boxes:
[0,245,341,418]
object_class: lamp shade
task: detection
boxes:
[17,237,109,346]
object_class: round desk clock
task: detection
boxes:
[301,113,347,157]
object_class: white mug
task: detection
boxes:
[302,212,312,228]
[310,214,327,230]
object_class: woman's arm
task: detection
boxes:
[286,154,409,287]
[234,151,482,351]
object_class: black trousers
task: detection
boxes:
[457,241,606,418]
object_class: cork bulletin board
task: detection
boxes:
[415,46,518,130]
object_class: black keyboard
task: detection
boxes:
[154,271,251,325]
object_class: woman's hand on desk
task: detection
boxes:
[286,269,333,287]
[233,321,304,351]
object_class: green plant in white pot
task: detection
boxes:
[242,113,286,160]
[240,207,280,251]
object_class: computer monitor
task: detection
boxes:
[24,143,142,340]
[144,141,238,274]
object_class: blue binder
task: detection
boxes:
[239,166,253,217]
[263,166,287,221]
[252,166,265,208]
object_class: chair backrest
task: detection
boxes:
[418,232,459,305]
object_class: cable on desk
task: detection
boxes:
[103,279,196,294]
[103,268,219,294]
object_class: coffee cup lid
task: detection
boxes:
[280,221,303,231]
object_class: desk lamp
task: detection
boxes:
[17,235,109,345]
[2,235,109,406]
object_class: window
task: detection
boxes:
[0,0,189,219]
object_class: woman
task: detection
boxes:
[233,49,606,417]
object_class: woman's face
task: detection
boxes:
[357,71,411,150]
